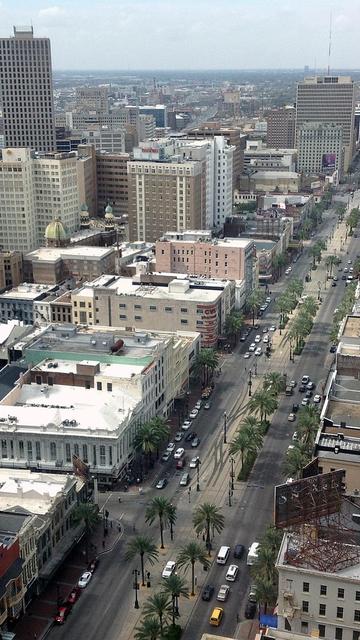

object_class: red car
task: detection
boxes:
[66,587,80,605]
[54,604,72,624]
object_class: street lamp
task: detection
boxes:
[230,457,235,491]
[169,504,175,542]
[132,569,140,609]
[253,361,258,376]
[228,480,233,507]
[223,412,227,444]
[248,370,252,397]
[188,486,191,503]
[289,340,293,362]
[196,460,201,492]
[317,281,322,301]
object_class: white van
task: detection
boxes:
[217,546,230,565]
[247,542,259,566]
[225,564,239,581]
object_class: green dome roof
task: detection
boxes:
[44,218,69,242]
[80,203,89,218]
[105,204,114,219]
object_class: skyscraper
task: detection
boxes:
[297,123,343,176]
[266,106,296,148]
[295,76,355,172]
[0,26,56,152]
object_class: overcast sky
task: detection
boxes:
[0,0,359,70]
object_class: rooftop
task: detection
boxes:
[33,357,145,380]
[342,316,360,340]
[253,171,299,179]
[25,245,114,263]
[0,470,79,515]
[0,283,57,301]
[325,376,360,427]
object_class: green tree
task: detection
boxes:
[133,422,158,468]
[325,255,340,278]
[286,277,304,299]
[145,497,174,549]
[72,502,99,562]
[283,444,309,479]
[301,296,318,318]
[275,293,293,332]
[176,542,210,596]
[193,348,219,386]
[161,574,189,626]
[263,371,286,395]
[254,577,277,614]
[143,592,173,635]
[125,535,159,586]
[229,418,263,468]
[134,617,162,640]
[247,288,266,326]
[297,406,320,452]
[224,311,244,345]
[248,388,278,424]
[193,503,225,557]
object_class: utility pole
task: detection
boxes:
[132,569,140,609]
[223,412,227,444]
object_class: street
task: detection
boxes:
[48,199,358,640]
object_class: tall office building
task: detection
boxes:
[266,106,296,148]
[0,26,56,152]
[295,76,355,172]
[297,123,343,176]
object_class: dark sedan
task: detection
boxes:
[202,584,215,601]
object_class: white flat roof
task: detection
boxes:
[0,469,77,514]
[34,358,145,379]
[26,245,114,262]
[0,284,56,301]
[108,278,223,302]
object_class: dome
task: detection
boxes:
[80,203,89,217]
[105,204,114,220]
[44,218,69,244]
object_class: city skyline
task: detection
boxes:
[0,0,359,70]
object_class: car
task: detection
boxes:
[181,420,192,431]
[253,324,260,330]
[249,343,256,352]
[301,397,309,406]
[189,409,198,419]
[342,274,347,280]
[88,557,99,573]
[333,276,338,281]
[244,601,257,619]
[287,413,296,422]
[269,325,276,331]
[161,451,171,462]
[174,431,183,442]
[210,607,224,627]
[292,431,298,442]
[162,560,176,578]
[292,403,299,412]
[259,305,267,312]
[313,394,321,403]
[202,584,215,601]
[289,380,297,388]
[195,400,202,410]
[348,259,352,264]
[248,584,257,603]
[233,543,245,559]
[306,381,314,390]
[344,267,349,273]
[301,375,310,384]
[287,445,295,455]
[67,587,80,605]
[225,564,239,582]
[166,442,176,453]
[179,472,190,486]
[217,584,230,602]
[255,347,262,356]
[266,297,271,303]
[243,351,251,359]
[78,571,92,589]
[176,458,186,470]
[338,266,343,271]
[191,437,200,448]
[254,335,261,343]
[299,384,306,393]
[189,456,200,468]
[185,431,197,442]
[332,281,337,287]
[330,344,337,353]
[174,447,185,459]
[262,327,268,334]
[54,604,72,624]
[240,335,246,342]
[156,478,168,489]
[204,401,211,410]
[350,267,354,273]
[305,390,313,398]
[263,335,269,343]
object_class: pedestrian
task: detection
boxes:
[102,539,105,549]
[118,524,121,533]
[118,497,121,503]
[110,520,113,529]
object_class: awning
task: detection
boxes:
[0,632,16,640]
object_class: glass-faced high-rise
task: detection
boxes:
[0,26,56,152]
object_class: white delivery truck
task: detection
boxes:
[247,542,259,566]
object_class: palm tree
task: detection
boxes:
[72,502,99,562]
[161,574,189,625]
[275,293,292,333]
[133,422,158,468]
[149,416,170,460]
[247,288,266,326]
[229,420,263,468]
[325,255,339,278]
[252,545,278,584]
[287,277,304,299]
[297,406,320,452]
[193,503,225,557]
[261,525,283,557]
[176,542,210,596]
[254,577,277,614]
[283,444,308,480]
[224,311,244,345]
[125,535,159,586]
[193,348,219,386]
[134,617,162,640]
[263,371,285,395]
[248,389,278,424]
[302,296,318,318]
[145,497,174,549]
[143,592,173,635]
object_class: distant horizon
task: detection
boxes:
[53,67,360,74]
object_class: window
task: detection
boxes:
[165,307,173,312]
[82,444,88,463]
[338,588,344,599]
[149,305,157,311]
[119,303,126,308]
[180,307,188,313]
[97,382,102,391]
[19,440,24,458]
[107,383,112,392]
[65,443,71,463]
[109,446,112,466]
[134,304,142,309]
[27,441,33,461]
[337,607,343,619]
[134,315,142,320]
[319,604,326,616]
[355,610,360,622]
[74,444,79,457]
[302,601,309,613]
[100,445,106,466]
[353,632,360,640]
[301,622,308,633]
[335,630,343,640]
[180,319,188,325]
[320,585,327,596]
[35,441,41,461]
[303,582,309,593]
[318,625,326,638]
[1,440,7,458]
[356,591,360,601]
[50,442,56,461]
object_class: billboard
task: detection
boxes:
[322,153,336,170]
[274,469,344,529]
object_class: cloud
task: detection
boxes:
[38,6,66,18]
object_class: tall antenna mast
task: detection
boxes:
[327,11,332,75]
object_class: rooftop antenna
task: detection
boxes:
[327,11,332,75]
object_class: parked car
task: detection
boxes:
[156,478,168,490]
[289,380,296,388]
[176,458,186,470]
[313,394,321,403]
[292,403,299,413]
[225,564,239,582]
[301,375,310,384]
[179,472,190,486]
[266,297,271,303]
[287,413,296,422]
[189,456,200,468]
[292,431,298,442]
[305,390,313,398]
[185,431,197,442]
[78,571,92,589]
[255,347,262,356]
[174,431,183,442]
[88,557,99,573]
[263,335,269,343]
[262,327,268,334]
[306,381,315,390]
[269,325,276,331]
[195,400,202,410]
[161,451,171,462]
[249,343,256,352]
[189,409,199,419]
[204,401,211,410]
[248,584,257,603]
[298,384,306,393]
[166,442,176,453]
[202,584,215,601]
[162,560,176,578]
[243,352,250,359]
[174,447,185,459]
[233,543,245,559]
[217,584,230,602]
[67,587,80,605]
[330,344,337,353]
[244,601,257,619]
[301,398,309,406]
[254,335,261,343]
[181,420,192,431]
[191,437,200,448]
[54,604,72,625]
